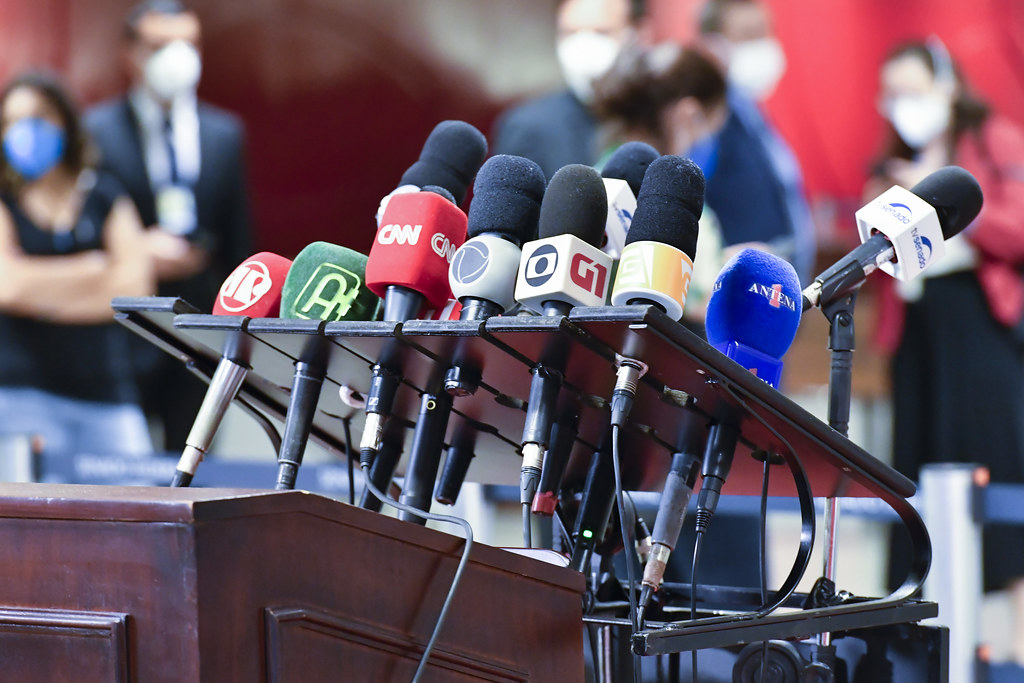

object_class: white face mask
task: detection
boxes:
[887,93,952,149]
[728,37,786,101]
[144,40,202,102]
[556,31,623,104]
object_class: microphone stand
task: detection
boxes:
[810,289,859,677]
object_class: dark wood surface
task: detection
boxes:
[0,483,585,682]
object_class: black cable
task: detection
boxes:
[553,504,573,555]
[522,502,532,548]
[690,529,705,683]
[343,418,354,506]
[611,424,642,683]
[361,463,474,683]
[759,455,771,683]
[716,382,814,620]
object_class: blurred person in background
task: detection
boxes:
[0,72,154,458]
[85,0,253,451]
[697,0,816,283]
[871,38,1024,662]
[491,0,650,180]
[592,41,731,326]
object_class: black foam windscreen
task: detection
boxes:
[421,184,456,204]
[467,154,547,245]
[909,165,983,240]
[537,164,608,247]
[399,120,488,205]
[625,155,704,259]
[602,141,660,197]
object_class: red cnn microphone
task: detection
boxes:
[366,190,468,320]
[172,252,293,487]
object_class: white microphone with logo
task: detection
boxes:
[600,141,660,258]
[802,166,983,310]
[513,164,611,543]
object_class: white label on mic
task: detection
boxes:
[855,185,944,281]
[515,234,612,312]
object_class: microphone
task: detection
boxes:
[514,164,610,539]
[448,154,547,322]
[367,189,469,321]
[408,154,545,512]
[802,165,983,310]
[636,250,801,616]
[359,188,469,480]
[375,120,488,223]
[275,242,380,490]
[172,252,292,487]
[610,155,704,321]
[705,249,803,388]
[600,141,659,258]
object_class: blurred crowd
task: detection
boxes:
[1,0,1023,665]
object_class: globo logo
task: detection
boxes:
[524,244,558,286]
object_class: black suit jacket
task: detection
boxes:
[491,89,599,181]
[84,97,254,311]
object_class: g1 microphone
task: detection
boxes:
[449,154,547,320]
[515,164,612,315]
[802,166,983,310]
[705,248,802,388]
[515,164,610,538]
[610,155,704,321]
[173,252,293,487]
[600,141,659,258]
[275,243,378,490]
[375,120,489,223]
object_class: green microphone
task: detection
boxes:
[274,242,380,490]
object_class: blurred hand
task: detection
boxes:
[144,227,209,281]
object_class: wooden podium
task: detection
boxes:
[0,483,585,682]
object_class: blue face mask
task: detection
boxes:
[684,132,720,181]
[3,117,66,181]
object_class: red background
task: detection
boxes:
[0,0,1021,259]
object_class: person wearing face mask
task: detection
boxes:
[0,72,155,459]
[697,0,816,284]
[491,0,649,180]
[870,38,1024,662]
[85,0,253,451]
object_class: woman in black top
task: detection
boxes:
[0,72,154,459]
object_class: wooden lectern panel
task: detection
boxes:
[0,484,584,682]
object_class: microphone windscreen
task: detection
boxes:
[625,155,703,259]
[537,163,608,247]
[602,141,660,197]
[421,185,456,204]
[467,154,546,245]
[910,165,983,240]
[399,120,488,205]
[705,248,801,359]
[280,242,380,321]
[213,252,292,317]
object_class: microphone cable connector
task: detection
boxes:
[611,356,648,427]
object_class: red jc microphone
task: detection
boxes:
[173,252,293,486]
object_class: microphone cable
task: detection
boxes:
[358,441,474,683]
[611,423,643,683]
[759,451,771,683]
[343,417,355,506]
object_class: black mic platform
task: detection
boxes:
[113,297,935,661]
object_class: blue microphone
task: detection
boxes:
[704,248,802,388]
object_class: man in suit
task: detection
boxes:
[491,0,649,180]
[86,0,253,450]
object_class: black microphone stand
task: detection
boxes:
[808,288,859,678]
